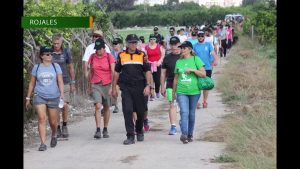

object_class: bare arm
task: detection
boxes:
[157,46,165,66]
[160,68,167,97]
[84,61,89,80]
[112,72,120,98]
[211,50,219,66]
[143,71,151,96]
[57,74,65,100]
[25,75,36,109]
[172,74,178,102]
[68,63,76,92]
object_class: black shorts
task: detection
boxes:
[206,70,212,78]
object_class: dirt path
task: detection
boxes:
[24,58,230,169]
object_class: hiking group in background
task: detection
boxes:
[25,18,236,150]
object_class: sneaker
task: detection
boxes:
[123,135,135,145]
[50,137,57,147]
[102,129,109,138]
[156,93,160,98]
[188,135,193,142]
[113,106,119,113]
[94,131,101,139]
[203,102,208,108]
[149,96,155,101]
[57,127,62,138]
[137,133,144,141]
[38,144,47,151]
[62,126,69,138]
[168,126,177,135]
[180,134,189,144]
[144,124,150,132]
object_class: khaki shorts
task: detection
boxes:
[64,84,71,103]
[91,83,112,106]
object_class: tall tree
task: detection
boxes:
[167,0,179,6]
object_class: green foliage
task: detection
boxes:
[242,3,276,44]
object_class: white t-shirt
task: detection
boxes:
[177,34,188,43]
[82,43,111,62]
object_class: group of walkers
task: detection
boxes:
[25,20,235,150]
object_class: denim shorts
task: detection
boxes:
[33,94,60,108]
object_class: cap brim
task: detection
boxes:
[127,40,138,43]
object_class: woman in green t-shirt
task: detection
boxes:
[172,41,206,144]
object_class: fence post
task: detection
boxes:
[251,25,254,41]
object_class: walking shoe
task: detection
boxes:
[149,95,155,101]
[38,144,47,151]
[102,129,109,138]
[137,133,144,141]
[50,137,57,147]
[180,134,189,144]
[94,131,101,139]
[188,135,193,142]
[168,126,177,135]
[57,127,62,138]
[156,93,160,98]
[123,135,135,145]
[62,126,69,138]
[203,102,208,108]
[113,106,119,113]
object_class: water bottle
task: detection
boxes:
[58,98,64,108]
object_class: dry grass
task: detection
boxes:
[204,36,276,169]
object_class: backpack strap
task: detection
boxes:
[36,63,40,75]
[52,62,57,74]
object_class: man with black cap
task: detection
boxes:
[160,36,181,135]
[153,26,164,44]
[112,34,151,145]
[193,31,218,109]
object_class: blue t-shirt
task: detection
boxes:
[188,38,198,46]
[193,42,214,70]
[32,63,62,99]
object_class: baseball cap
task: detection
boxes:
[169,36,180,44]
[197,31,205,37]
[191,32,197,36]
[139,36,145,40]
[154,26,159,31]
[93,30,103,36]
[94,38,106,50]
[40,46,53,54]
[149,34,156,39]
[112,38,122,45]
[126,34,139,43]
[178,41,193,49]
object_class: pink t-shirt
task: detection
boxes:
[227,28,233,40]
[88,52,116,85]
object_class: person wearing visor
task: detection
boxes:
[25,46,64,151]
[87,38,116,139]
[172,41,206,144]
[160,36,181,135]
[112,34,151,145]
[193,31,218,109]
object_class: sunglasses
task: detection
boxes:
[128,41,138,44]
[169,31,174,32]
[198,35,205,37]
[43,53,52,56]
[150,38,156,40]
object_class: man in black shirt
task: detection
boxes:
[160,36,181,135]
[153,26,164,44]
